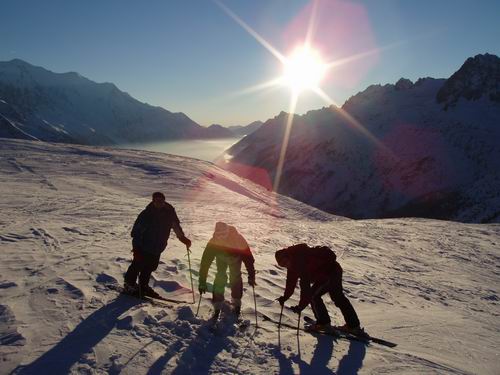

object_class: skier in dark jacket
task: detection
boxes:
[124,192,191,298]
[275,243,363,334]
[198,222,256,317]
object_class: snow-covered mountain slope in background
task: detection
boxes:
[0,59,228,145]
[228,120,264,136]
[1,138,499,374]
[206,120,264,138]
[205,124,235,138]
[0,98,69,143]
[222,54,500,223]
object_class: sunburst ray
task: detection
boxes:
[215,0,286,64]
[273,90,299,192]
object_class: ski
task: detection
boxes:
[303,316,397,348]
[104,283,189,305]
[259,312,396,348]
[260,312,316,333]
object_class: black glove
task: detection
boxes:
[290,305,304,314]
[181,237,192,248]
[276,296,286,306]
[198,282,207,294]
[248,275,256,287]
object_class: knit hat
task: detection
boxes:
[275,248,289,267]
[214,221,230,239]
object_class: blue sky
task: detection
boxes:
[1,0,499,126]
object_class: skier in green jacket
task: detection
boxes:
[198,222,256,318]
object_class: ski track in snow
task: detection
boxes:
[0,138,499,374]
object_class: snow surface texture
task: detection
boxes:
[1,138,499,374]
[223,54,500,223]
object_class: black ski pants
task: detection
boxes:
[310,265,360,328]
[124,250,161,288]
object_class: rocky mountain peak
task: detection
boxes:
[436,53,500,108]
[395,78,413,90]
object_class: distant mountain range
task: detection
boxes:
[221,54,500,223]
[228,120,264,136]
[0,59,260,145]
[205,120,263,138]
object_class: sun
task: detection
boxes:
[215,0,387,192]
[282,46,327,92]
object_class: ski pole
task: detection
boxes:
[278,303,284,330]
[297,311,301,336]
[186,245,195,303]
[195,293,202,317]
[252,285,258,328]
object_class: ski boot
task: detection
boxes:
[139,285,162,299]
[231,298,242,318]
[123,282,139,295]
[305,321,332,332]
[210,301,224,323]
[335,324,368,337]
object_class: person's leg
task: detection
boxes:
[124,251,144,286]
[138,253,161,291]
[228,258,243,314]
[212,258,228,310]
[328,264,360,328]
[311,282,331,325]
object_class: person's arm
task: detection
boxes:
[297,276,312,309]
[171,208,191,247]
[131,210,147,251]
[198,244,216,286]
[282,268,299,301]
[242,247,256,284]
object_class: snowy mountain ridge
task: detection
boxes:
[0,138,498,374]
[228,120,264,136]
[222,54,500,223]
[0,59,233,145]
[437,53,500,108]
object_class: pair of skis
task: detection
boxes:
[205,302,252,333]
[105,283,190,306]
[207,311,251,334]
[302,316,397,348]
[261,312,397,348]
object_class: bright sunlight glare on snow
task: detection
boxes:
[282,46,327,92]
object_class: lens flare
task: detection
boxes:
[215,0,401,192]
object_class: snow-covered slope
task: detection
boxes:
[0,59,223,145]
[1,138,498,374]
[222,54,500,223]
[228,120,264,136]
[205,124,235,138]
[437,53,500,108]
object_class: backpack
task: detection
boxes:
[311,245,337,263]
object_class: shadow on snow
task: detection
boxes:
[149,320,236,374]
[11,295,139,375]
[11,295,366,375]
[273,332,366,375]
